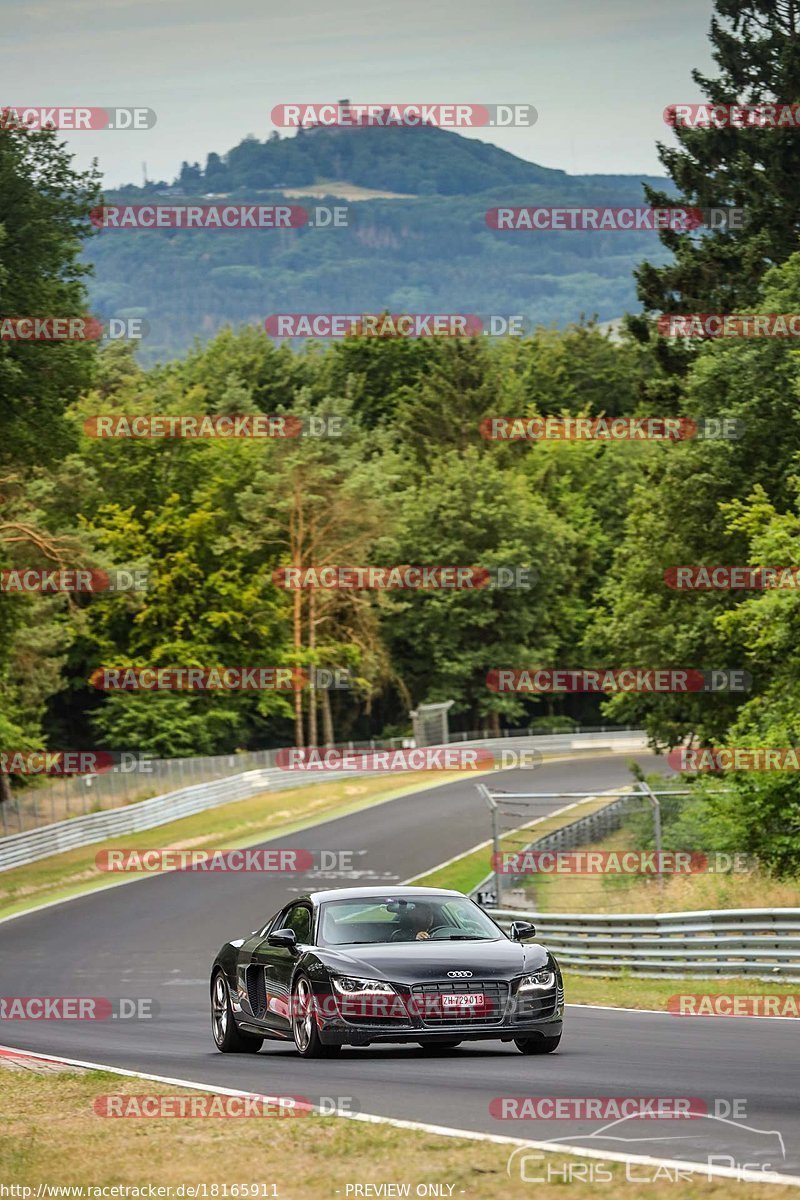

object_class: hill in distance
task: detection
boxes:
[137,121,573,197]
[89,122,673,361]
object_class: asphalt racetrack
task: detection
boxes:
[1,752,798,1181]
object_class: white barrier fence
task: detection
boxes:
[488,906,800,981]
[0,730,648,873]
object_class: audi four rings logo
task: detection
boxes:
[447,970,473,977]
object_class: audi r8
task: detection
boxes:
[210,885,563,1057]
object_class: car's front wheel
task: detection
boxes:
[515,1033,561,1055]
[291,974,341,1058]
[211,971,263,1054]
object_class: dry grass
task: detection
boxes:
[564,970,800,1012]
[523,826,800,914]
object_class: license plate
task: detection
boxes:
[441,993,485,1009]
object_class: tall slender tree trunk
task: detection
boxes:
[291,486,305,748]
[320,687,334,746]
[293,586,304,747]
[307,587,318,747]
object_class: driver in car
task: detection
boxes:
[396,901,434,940]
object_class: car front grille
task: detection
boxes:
[410,980,509,1027]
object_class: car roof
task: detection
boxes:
[303,885,465,905]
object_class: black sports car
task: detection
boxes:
[210,885,563,1057]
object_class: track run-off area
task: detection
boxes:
[1,752,798,1184]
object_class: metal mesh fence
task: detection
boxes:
[473,782,736,914]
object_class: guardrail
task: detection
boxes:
[487,906,800,981]
[457,730,647,757]
[0,730,647,874]
[0,767,345,874]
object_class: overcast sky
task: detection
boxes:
[2,0,716,187]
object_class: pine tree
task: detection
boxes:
[634,0,800,327]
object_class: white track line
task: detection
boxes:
[1,1043,797,1187]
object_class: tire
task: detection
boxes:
[515,1034,561,1055]
[211,970,263,1054]
[291,974,341,1058]
[418,1040,462,1052]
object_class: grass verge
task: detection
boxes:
[521,825,800,914]
[563,971,800,1013]
[0,1067,793,1196]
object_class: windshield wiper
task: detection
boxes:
[436,935,493,941]
[333,939,391,945]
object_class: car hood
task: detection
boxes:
[314,938,550,983]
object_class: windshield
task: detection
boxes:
[318,895,503,946]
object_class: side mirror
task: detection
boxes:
[267,927,298,951]
[510,920,536,941]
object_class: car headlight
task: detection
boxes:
[331,975,396,995]
[518,969,555,992]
